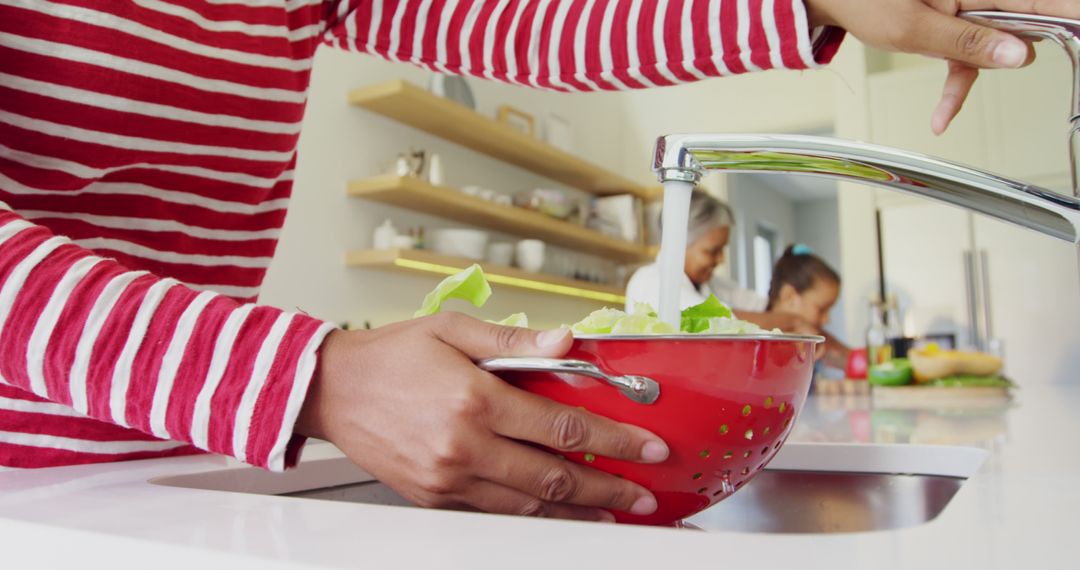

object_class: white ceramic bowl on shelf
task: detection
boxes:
[431,229,490,260]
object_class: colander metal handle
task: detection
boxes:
[478,357,660,405]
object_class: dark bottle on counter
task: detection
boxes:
[882,295,909,358]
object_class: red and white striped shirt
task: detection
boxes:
[0,0,842,471]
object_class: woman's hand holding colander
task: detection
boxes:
[295,314,670,521]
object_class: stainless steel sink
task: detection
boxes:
[283,470,962,534]
[685,470,962,533]
[153,442,986,534]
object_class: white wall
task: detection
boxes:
[725,174,797,291]
[258,48,627,330]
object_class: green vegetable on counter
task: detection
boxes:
[868,358,913,386]
[415,265,772,335]
[926,375,1015,388]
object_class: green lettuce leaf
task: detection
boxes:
[413,264,492,318]
[680,294,733,333]
[699,317,766,334]
[570,307,628,334]
[610,315,677,334]
[927,375,1015,388]
[414,266,774,337]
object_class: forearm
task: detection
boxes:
[0,206,335,471]
[324,0,845,91]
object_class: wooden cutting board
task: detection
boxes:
[871,384,1012,410]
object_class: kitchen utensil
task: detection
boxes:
[591,194,640,242]
[372,219,397,250]
[431,229,489,260]
[486,242,514,266]
[480,333,821,526]
[427,153,444,185]
[496,105,535,136]
[515,239,544,272]
[845,348,868,379]
[429,73,476,110]
[871,384,1012,410]
[516,188,576,220]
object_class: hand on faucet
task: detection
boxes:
[804,0,1079,134]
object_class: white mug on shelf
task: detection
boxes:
[487,242,514,266]
[515,239,545,273]
[428,153,444,186]
[372,219,397,250]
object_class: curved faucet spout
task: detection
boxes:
[961,11,1080,195]
[651,12,1080,244]
[652,133,1080,243]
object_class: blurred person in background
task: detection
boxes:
[625,189,818,335]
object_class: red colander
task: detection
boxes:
[481,333,821,526]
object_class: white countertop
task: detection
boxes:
[3,384,1078,569]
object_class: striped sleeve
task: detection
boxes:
[322,0,845,91]
[0,205,336,472]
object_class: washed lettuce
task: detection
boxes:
[568,296,761,335]
[680,295,734,333]
[569,307,632,334]
[413,264,492,318]
[416,266,773,335]
[571,302,677,335]
[699,317,773,334]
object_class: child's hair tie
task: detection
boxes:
[792,243,813,256]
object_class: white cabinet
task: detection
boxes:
[980,47,1073,187]
[867,48,1079,384]
[971,213,1080,383]
[879,203,973,342]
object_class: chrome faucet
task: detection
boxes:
[652,11,1080,245]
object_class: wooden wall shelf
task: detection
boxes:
[348,80,650,198]
[348,175,653,263]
